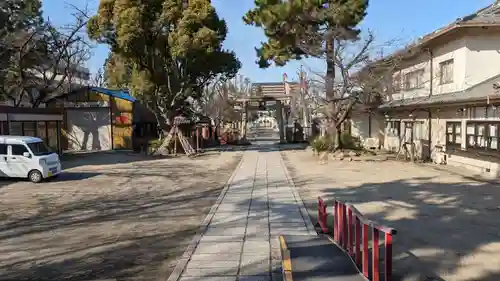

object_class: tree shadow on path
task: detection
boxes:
[283,153,500,281]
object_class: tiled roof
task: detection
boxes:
[412,2,500,46]
[460,2,500,24]
[251,81,300,97]
[361,2,500,74]
[379,74,500,109]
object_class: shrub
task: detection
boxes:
[148,139,163,153]
[340,132,362,150]
[311,135,334,152]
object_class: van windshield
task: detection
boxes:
[27,141,52,156]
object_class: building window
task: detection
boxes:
[446,122,461,147]
[0,122,8,134]
[486,106,498,119]
[413,121,424,140]
[403,69,425,90]
[23,121,37,137]
[47,121,59,151]
[488,123,499,150]
[439,59,454,84]
[392,73,401,93]
[37,121,48,143]
[466,121,500,150]
[386,121,400,137]
[10,122,22,135]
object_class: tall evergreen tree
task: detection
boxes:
[243,0,368,99]
[87,0,241,132]
[0,0,43,33]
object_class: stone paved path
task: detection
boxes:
[174,148,316,281]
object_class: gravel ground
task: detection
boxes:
[0,151,242,281]
[282,148,500,281]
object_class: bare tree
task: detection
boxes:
[90,68,105,87]
[200,75,252,126]
[304,31,405,148]
[0,4,91,107]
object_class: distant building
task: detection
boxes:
[1,63,90,107]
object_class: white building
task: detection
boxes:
[351,1,500,178]
[4,64,90,108]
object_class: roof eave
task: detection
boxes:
[366,22,500,72]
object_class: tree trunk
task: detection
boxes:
[325,37,337,146]
[150,111,174,155]
[152,111,167,140]
[325,37,335,100]
[336,126,342,150]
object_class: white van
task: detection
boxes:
[0,136,61,183]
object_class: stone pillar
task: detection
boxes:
[276,100,285,143]
[241,101,248,140]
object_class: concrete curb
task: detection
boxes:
[278,150,317,236]
[166,151,246,281]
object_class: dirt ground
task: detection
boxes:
[0,151,242,281]
[282,148,500,281]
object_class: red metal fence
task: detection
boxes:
[317,196,397,281]
[317,197,328,234]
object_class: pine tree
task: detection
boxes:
[244,0,368,99]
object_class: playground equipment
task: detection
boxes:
[154,116,196,156]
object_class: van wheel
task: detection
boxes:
[28,170,43,183]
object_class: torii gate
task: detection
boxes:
[234,80,297,143]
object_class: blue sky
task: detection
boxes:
[42,0,494,83]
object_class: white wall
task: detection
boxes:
[351,114,370,140]
[465,33,500,88]
[350,112,384,147]
[391,38,468,100]
[390,29,500,102]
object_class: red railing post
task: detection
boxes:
[348,207,353,256]
[317,197,328,233]
[373,228,380,281]
[355,216,361,266]
[385,233,393,281]
[323,201,327,233]
[342,204,348,249]
[317,198,321,228]
[338,203,344,246]
[332,201,396,281]
[333,200,339,242]
[362,224,369,278]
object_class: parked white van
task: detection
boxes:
[0,136,61,183]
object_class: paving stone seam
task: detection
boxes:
[278,150,317,236]
[236,152,260,277]
[265,154,280,281]
[264,153,273,279]
[166,151,246,281]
